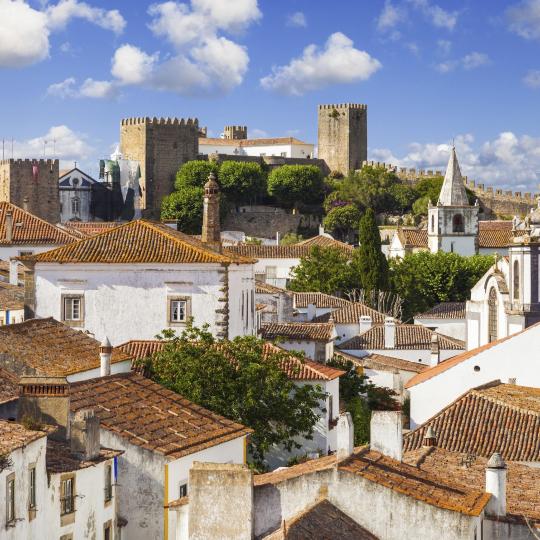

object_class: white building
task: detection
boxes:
[199,136,314,159]
[414,302,466,341]
[59,167,99,222]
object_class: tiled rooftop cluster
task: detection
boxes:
[260,322,335,342]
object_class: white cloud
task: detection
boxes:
[437,39,451,55]
[47,76,118,99]
[372,132,540,190]
[436,51,490,73]
[408,0,458,30]
[506,0,540,40]
[111,44,158,85]
[191,0,261,32]
[286,11,306,28]
[523,69,540,87]
[377,1,405,32]
[260,32,381,96]
[47,77,76,98]
[0,0,125,68]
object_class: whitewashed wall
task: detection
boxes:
[339,348,459,365]
[254,257,300,288]
[414,317,466,341]
[199,142,314,158]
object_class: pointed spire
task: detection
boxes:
[437,146,469,206]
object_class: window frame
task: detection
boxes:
[168,296,191,325]
[60,475,75,517]
[179,482,188,498]
[104,463,113,504]
[28,465,36,510]
[6,473,15,525]
[71,197,81,215]
[61,294,84,327]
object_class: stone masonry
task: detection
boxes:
[120,117,199,218]
[0,159,60,223]
[318,103,367,174]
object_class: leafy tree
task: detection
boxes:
[144,324,327,466]
[267,165,325,207]
[280,232,304,245]
[175,160,219,190]
[390,251,494,321]
[388,183,417,213]
[412,176,476,216]
[353,208,389,294]
[412,195,431,216]
[288,246,357,296]
[161,187,204,234]
[322,205,361,242]
[219,161,266,203]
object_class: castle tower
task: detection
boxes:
[202,172,221,251]
[223,126,247,140]
[119,117,199,218]
[0,159,60,223]
[428,147,478,256]
[317,103,367,174]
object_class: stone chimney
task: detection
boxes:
[201,173,221,252]
[430,334,440,367]
[9,259,18,286]
[485,452,507,517]
[188,462,253,540]
[370,410,402,461]
[422,426,437,447]
[359,315,372,334]
[336,412,354,461]
[5,210,12,242]
[384,317,396,349]
[70,408,100,461]
[100,336,112,377]
[306,303,316,321]
[22,197,29,213]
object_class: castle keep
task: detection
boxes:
[317,103,367,174]
[120,117,199,218]
[0,159,60,223]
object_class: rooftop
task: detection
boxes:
[46,439,121,474]
[337,351,428,374]
[437,147,469,206]
[478,220,514,248]
[28,220,254,265]
[415,302,466,319]
[0,318,132,377]
[0,367,18,404]
[58,221,121,239]
[0,281,24,311]
[312,302,386,324]
[260,322,336,342]
[293,292,352,309]
[199,136,311,147]
[256,282,290,295]
[403,381,540,461]
[0,419,47,455]
[69,372,252,459]
[396,228,428,248]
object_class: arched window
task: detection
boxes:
[71,197,80,215]
[452,213,464,233]
[513,260,520,301]
[488,287,498,343]
[431,215,435,232]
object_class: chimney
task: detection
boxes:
[384,317,396,349]
[336,412,354,460]
[430,334,440,367]
[188,462,253,539]
[359,315,372,334]
[5,210,12,242]
[306,303,316,321]
[485,452,507,517]
[9,259,18,286]
[422,426,437,447]
[100,336,112,377]
[22,197,29,212]
[370,410,402,461]
[201,173,221,252]
[70,408,100,460]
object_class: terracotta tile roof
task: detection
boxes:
[404,323,540,389]
[59,221,121,238]
[478,220,513,248]
[69,372,251,459]
[256,303,267,311]
[339,448,490,517]
[415,302,466,319]
[0,281,24,310]
[339,324,464,351]
[0,368,18,404]
[296,235,354,251]
[0,419,47,454]
[402,446,540,522]
[403,382,540,461]
[312,302,386,324]
[340,351,428,374]
[29,220,254,265]
[293,292,352,309]
[46,439,122,474]
[0,318,132,377]
[396,228,428,248]
[199,136,310,147]
[260,322,335,342]
[262,499,379,540]
[256,282,289,294]
[0,202,78,245]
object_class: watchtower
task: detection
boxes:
[317,103,367,174]
[0,159,60,223]
[119,117,199,218]
[223,125,247,140]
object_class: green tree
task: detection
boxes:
[160,187,204,234]
[322,205,361,242]
[280,232,304,245]
[412,176,476,216]
[353,208,389,294]
[144,324,327,465]
[288,246,357,296]
[219,161,266,203]
[267,165,324,208]
[175,160,219,190]
[388,183,417,213]
[390,251,494,321]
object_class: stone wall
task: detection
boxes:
[0,159,60,222]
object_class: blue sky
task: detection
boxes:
[1,0,539,191]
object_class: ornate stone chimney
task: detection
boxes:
[422,426,437,447]
[384,317,396,349]
[201,172,221,252]
[100,336,112,377]
[485,452,507,517]
[5,210,13,242]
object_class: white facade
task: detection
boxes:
[414,316,466,341]
[339,347,458,365]
[33,262,255,345]
[59,168,97,222]
[254,257,300,288]
[199,140,314,159]
[277,338,335,362]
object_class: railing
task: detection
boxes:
[60,495,75,515]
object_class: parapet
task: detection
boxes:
[121,117,199,127]
[318,103,367,110]
[0,158,59,166]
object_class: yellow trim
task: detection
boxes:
[164,463,169,540]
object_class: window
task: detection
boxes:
[179,483,188,498]
[62,295,83,324]
[18,250,34,257]
[280,152,287,157]
[60,477,75,515]
[513,260,520,301]
[168,297,190,324]
[29,466,36,510]
[265,266,277,280]
[6,474,15,524]
[71,197,80,214]
[431,215,435,232]
[488,287,498,343]
[104,522,112,540]
[104,464,112,503]
[452,214,464,233]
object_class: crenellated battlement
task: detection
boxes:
[121,117,198,127]
[318,103,367,110]
[224,125,247,131]
[0,158,59,166]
